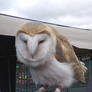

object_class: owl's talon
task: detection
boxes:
[35,85,48,92]
[35,87,46,92]
[55,88,61,92]
[55,85,62,92]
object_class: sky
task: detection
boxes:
[0,0,92,29]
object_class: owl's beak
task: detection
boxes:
[31,51,35,58]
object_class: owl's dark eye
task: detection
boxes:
[23,40,27,44]
[39,40,45,44]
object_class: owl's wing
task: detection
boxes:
[56,34,87,83]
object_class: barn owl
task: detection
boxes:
[15,22,87,92]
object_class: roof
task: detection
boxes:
[0,13,92,49]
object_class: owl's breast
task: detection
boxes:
[31,58,75,87]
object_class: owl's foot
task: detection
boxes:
[55,85,62,92]
[36,85,48,92]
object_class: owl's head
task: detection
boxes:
[15,22,57,67]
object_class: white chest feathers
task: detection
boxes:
[31,58,75,88]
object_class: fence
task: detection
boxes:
[16,53,92,92]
